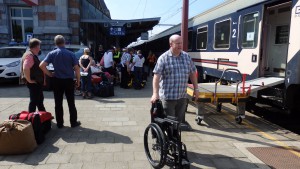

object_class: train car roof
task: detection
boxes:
[137,0,269,46]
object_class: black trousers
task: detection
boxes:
[27,83,46,112]
[120,66,130,88]
[52,78,77,126]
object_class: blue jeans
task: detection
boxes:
[81,73,92,92]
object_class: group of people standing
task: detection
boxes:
[94,45,156,90]
[20,33,198,131]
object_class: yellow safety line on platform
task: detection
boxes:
[221,108,300,158]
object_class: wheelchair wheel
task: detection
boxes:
[144,123,166,168]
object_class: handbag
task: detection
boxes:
[80,72,88,76]
[0,120,37,155]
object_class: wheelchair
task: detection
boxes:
[144,100,190,169]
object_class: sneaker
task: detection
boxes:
[71,121,81,128]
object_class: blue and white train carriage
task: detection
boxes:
[134,0,300,114]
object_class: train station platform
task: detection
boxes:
[0,80,300,169]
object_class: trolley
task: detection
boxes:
[187,69,250,125]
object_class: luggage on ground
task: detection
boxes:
[91,75,102,84]
[9,111,54,144]
[94,81,114,97]
[0,120,37,155]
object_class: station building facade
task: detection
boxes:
[0,0,159,55]
[0,0,111,52]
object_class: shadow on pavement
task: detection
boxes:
[187,151,262,169]
[0,123,132,165]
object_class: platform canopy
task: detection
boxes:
[81,17,160,47]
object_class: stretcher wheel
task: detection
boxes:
[216,103,222,112]
[235,116,242,124]
[195,117,202,125]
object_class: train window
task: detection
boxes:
[188,30,193,50]
[275,25,289,44]
[241,12,259,48]
[196,26,208,50]
[214,19,230,49]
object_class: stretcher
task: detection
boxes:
[187,69,250,125]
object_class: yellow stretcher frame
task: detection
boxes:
[186,69,250,125]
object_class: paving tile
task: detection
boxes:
[34,164,59,169]
[113,152,134,161]
[212,158,238,169]
[105,161,128,169]
[61,144,85,154]
[133,152,148,161]
[0,166,10,169]
[0,155,27,165]
[123,143,144,152]
[128,161,152,169]
[70,153,93,163]
[82,162,105,169]
[93,152,114,162]
[46,154,72,164]
[23,154,50,165]
[58,163,83,169]
[10,165,34,169]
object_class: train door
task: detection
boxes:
[260,1,292,77]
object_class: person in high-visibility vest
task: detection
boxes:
[113,47,121,65]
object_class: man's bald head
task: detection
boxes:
[169,34,181,44]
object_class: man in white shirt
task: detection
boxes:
[132,50,145,89]
[103,47,115,76]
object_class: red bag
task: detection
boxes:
[9,111,53,123]
[91,75,102,84]
[36,111,53,123]
[9,111,54,138]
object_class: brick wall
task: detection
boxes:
[69,0,80,8]
[68,0,80,44]
[38,12,56,20]
[69,14,80,22]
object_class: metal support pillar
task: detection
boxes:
[181,0,189,123]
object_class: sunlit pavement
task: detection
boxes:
[0,80,300,169]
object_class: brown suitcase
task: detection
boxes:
[0,120,37,155]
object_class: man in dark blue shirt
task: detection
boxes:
[40,35,81,128]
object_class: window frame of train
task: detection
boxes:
[214,18,231,50]
[275,25,289,44]
[241,12,260,48]
[196,25,208,50]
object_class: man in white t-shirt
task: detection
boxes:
[103,47,115,76]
